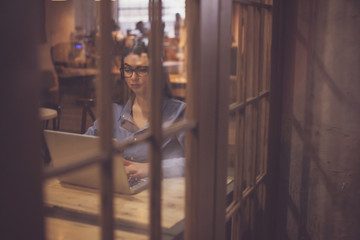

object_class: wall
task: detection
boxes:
[74,0,96,35]
[0,1,44,240]
[277,0,360,239]
[44,0,117,46]
[45,0,75,46]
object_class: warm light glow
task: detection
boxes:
[51,0,67,2]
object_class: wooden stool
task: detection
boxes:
[39,107,58,130]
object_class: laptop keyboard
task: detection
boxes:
[128,177,147,189]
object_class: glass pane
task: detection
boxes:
[244,105,255,189]
[245,7,255,99]
[43,151,151,240]
[40,1,157,239]
[230,4,246,104]
[227,2,273,239]
[161,0,187,238]
[255,96,270,178]
[264,0,273,5]
[260,8,272,92]
[39,0,102,171]
[43,163,101,239]
[228,112,237,179]
[39,0,105,173]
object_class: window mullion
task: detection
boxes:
[162,120,196,139]
[98,0,115,240]
[148,0,163,239]
[231,5,248,240]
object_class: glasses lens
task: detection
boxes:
[137,67,149,77]
[123,68,133,77]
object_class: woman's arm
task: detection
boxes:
[123,159,149,178]
[84,119,99,136]
[122,157,185,178]
[85,103,123,136]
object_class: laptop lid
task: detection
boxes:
[43,130,147,194]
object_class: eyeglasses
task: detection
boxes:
[121,66,149,78]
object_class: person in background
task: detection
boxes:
[174,13,182,38]
[38,43,60,106]
[135,21,149,37]
[85,46,185,178]
[84,40,97,68]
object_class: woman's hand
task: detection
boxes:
[122,159,149,178]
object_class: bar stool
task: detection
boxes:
[77,97,96,133]
[39,107,58,130]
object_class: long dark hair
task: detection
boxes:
[117,43,173,105]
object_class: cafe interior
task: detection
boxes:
[1,0,360,240]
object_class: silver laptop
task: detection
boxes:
[43,130,147,194]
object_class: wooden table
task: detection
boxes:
[46,217,148,240]
[57,67,98,79]
[56,67,98,98]
[44,177,186,240]
[169,74,187,100]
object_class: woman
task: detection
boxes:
[86,48,185,178]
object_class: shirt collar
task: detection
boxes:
[118,96,171,123]
[119,95,135,122]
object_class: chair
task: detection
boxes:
[38,43,62,130]
[39,107,59,130]
[51,42,96,133]
[78,97,96,133]
[76,70,96,133]
[40,70,61,130]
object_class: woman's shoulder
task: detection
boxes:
[111,102,128,119]
[112,98,132,114]
[165,97,185,108]
[163,98,185,121]
[112,103,124,113]
[164,98,185,113]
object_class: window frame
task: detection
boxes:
[226,1,274,239]
[43,0,233,239]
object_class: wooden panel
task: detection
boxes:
[98,1,115,240]
[215,0,232,238]
[185,0,231,239]
[184,0,200,238]
[1,2,44,240]
[228,1,274,239]
[148,0,164,239]
[231,4,248,240]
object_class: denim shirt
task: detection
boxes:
[85,97,186,177]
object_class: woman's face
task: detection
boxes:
[123,53,149,97]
